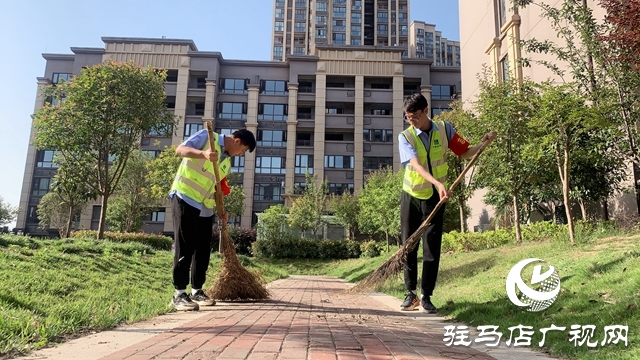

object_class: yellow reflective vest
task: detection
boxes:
[400,121,449,200]
[170,133,231,210]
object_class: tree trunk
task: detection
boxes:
[65,205,74,239]
[97,194,109,239]
[385,231,389,252]
[563,144,575,245]
[458,198,467,232]
[513,193,522,244]
[578,199,587,221]
[602,198,609,221]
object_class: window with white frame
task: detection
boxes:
[295,154,313,174]
[256,156,286,174]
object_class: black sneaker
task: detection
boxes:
[421,296,437,313]
[400,291,419,311]
[190,290,216,306]
[172,292,199,311]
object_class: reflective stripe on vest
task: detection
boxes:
[401,121,449,199]
[170,134,231,210]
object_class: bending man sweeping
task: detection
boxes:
[399,93,495,313]
[168,128,256,311]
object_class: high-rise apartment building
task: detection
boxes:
[408,21,460,67]
[16,36,461,237]
[458,0,636,228]
[271,0,410,60]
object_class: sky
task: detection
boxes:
[0,0,460,229]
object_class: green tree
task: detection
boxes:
[434,100,476,232]
[357,166,402,251]
[256,204,290,241]
[530,82,606,243]
[288,173,329,239]
[0,196,18,226]
[37,155,96,238]
[146,145,181,201]
[106,150,157,233]
[472,73,541,244]
[329,191,360,239]
[32,60,178,239]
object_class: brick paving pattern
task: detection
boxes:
[98,276,496,360]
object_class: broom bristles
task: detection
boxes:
[206,225,270,301]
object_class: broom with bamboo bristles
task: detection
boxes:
[203,121,270,301]
[345,139,492,295]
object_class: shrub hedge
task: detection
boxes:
[253,237,362,259]
[69,230,173,250]
[211,227,257,256]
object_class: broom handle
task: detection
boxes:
[205,121,227,231]
[403,138,491,254]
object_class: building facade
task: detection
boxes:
[271,0,410,60]
[16,36,461,236]
[408,20,460,68]
[458,0,637,229]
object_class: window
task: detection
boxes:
[256,156,286,174]
[294,47,305,55]
[142,150,161,158]
[351,38,361,45]
[328,183,354,195]
[324,155,354,169]
[165,70,178,82]
[317,2,327,11]
[276,0,285,6]
[417,29,425,36]
[332,19,346,30]
[294,182,307,194]
[351,25,361,36]
[432,85,453,99]
[326,108,344,114]
[275,8,284,18]
[32,177,51,196]
[36,150,59,168]
[258,104,287,121]
[352,13,361,23]
[298,82,314,93]
[216,128,237,136]
[333,6,346,18]
[295,9,306,19]
[364,157,393,169]
[317,15,327,25]
[260,80,287,95]
[432,108,451,117]
[275,21,284,31]
[296,132,312,146]
[499,0,507,27]
[254,184,283,201]
[27,205,39,224]
[295,154,313,174]
[377,12,388,20]
[501,57,510,82]
[217,102,247,119]
[273,46,283,57]
[232,156,245,173]
[145,210,166,222]
[295,22,306,32]
[52,73,72,84]
[352,0,361,9]
[184,123,203,140]
[371,109,391,115]
[257,130,287,147]
[220,78,247,94]
[399,25,408,35]
[377,24,388,35]
[332,33,346,44]
[364,129,392,142]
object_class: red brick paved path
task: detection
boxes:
[99,276,496,360]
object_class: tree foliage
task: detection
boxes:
[106,150,157,233]
[37,192,82,238]
[146,145,181,201]
[329,191,360,239]
[357,166,402,250]
[32,59,178,239]
[288,173,329,239]
[256,204,290,241]
[0,196,19,226]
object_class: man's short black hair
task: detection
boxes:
[232,129,257,152]
[403,93,429,113]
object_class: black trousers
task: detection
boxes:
[172,196,214,290]
[401,191,446,297]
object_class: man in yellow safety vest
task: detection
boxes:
[168,128,256,311]
[399,93,495,313]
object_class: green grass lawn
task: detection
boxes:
[1,233,638,359]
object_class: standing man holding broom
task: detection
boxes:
[168,128,256,311]
[398,93,495,313]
